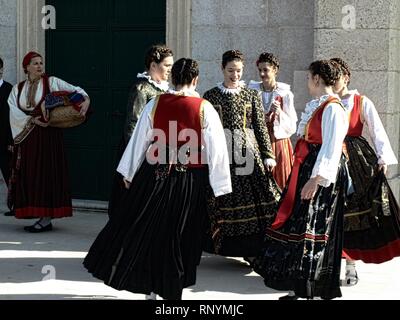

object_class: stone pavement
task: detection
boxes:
[1,175,400,300]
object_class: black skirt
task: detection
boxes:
[253,144,348,300]
[204,162,280,257]
[343,136,400,263]
[107,138,128,218]
[84,161,209,300]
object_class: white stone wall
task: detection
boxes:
[0,0,17,85]
[191,0,315,113]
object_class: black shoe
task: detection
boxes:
[4,210,15,217]
[279,294,299,300]
[24,222,53,233]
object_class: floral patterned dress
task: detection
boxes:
[203,84,280,257]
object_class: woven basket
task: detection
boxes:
[48,105,86,128]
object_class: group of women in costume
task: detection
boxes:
[4,45,400,300]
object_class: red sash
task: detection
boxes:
[271,96,341,229]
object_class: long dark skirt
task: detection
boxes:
[253,144,348,300]
[204,161,280,257]
[108,138,128,218]
[343,136,400,263]
[0,149,12,187]
[84,161,209,300]
[9,126,72,219]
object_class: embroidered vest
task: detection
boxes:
[151,94,205,168]
[17,74,50,117]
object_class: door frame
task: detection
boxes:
[16,0,192,82]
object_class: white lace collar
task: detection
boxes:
[137,71,169,91]
[217,81,246,95]
[167,88,200,98]
[248,80,291,93]
[297,94,340,137]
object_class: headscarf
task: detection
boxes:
[22,51,42,74]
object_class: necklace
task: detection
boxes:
[24,76,41,109]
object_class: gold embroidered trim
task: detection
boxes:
[14,118,36,145]
[217,214,275,225]
[219,200,276,212]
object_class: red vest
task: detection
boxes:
[347,94,364,137]
[17,74,50,117]
[151,93,205,168]
[305,96,341,144]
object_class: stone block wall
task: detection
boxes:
[191,0,315,115]
[0,0,17,85]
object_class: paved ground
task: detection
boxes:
[1,175,400,300]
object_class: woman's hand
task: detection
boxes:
[123,178,131,189]
[270,100,281,114]
[33,116,49,127]
[265,158,276,172]
[301,177,319,200]
[378,164,388,175]
[79,98,90,116]
[40,102,50,121]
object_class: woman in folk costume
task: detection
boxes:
[331,57,400,286]
[7,51,90,232]
[0,57,14,216]
[84,58,232,300]
[253,60,349,300]
[248,52,297,191]
[203,50,280,258]
[108,44,173,217]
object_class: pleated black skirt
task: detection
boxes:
[84,161,209,300]
[343,136,400,263]
[253,144,348,300]
[107,138,128,218]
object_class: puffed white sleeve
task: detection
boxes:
[273,91,297,139]
[8,85,32,139]
[362,97,398,165]
[202,100,232,197]
[117,99,155,182]
[311,103,349,187]
[49,76,89,97]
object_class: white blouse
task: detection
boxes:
[117,90,233,197]
[298,94,349,187]
[248,81,297,139]
[8,76,88,138]
[341,90,398,166]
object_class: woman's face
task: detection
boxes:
[26,57,44,79]
[222,60,243,88]
[257,62,277,83]
[307,71,319,96]
[333,74,349,95]
[152,56,174,82]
